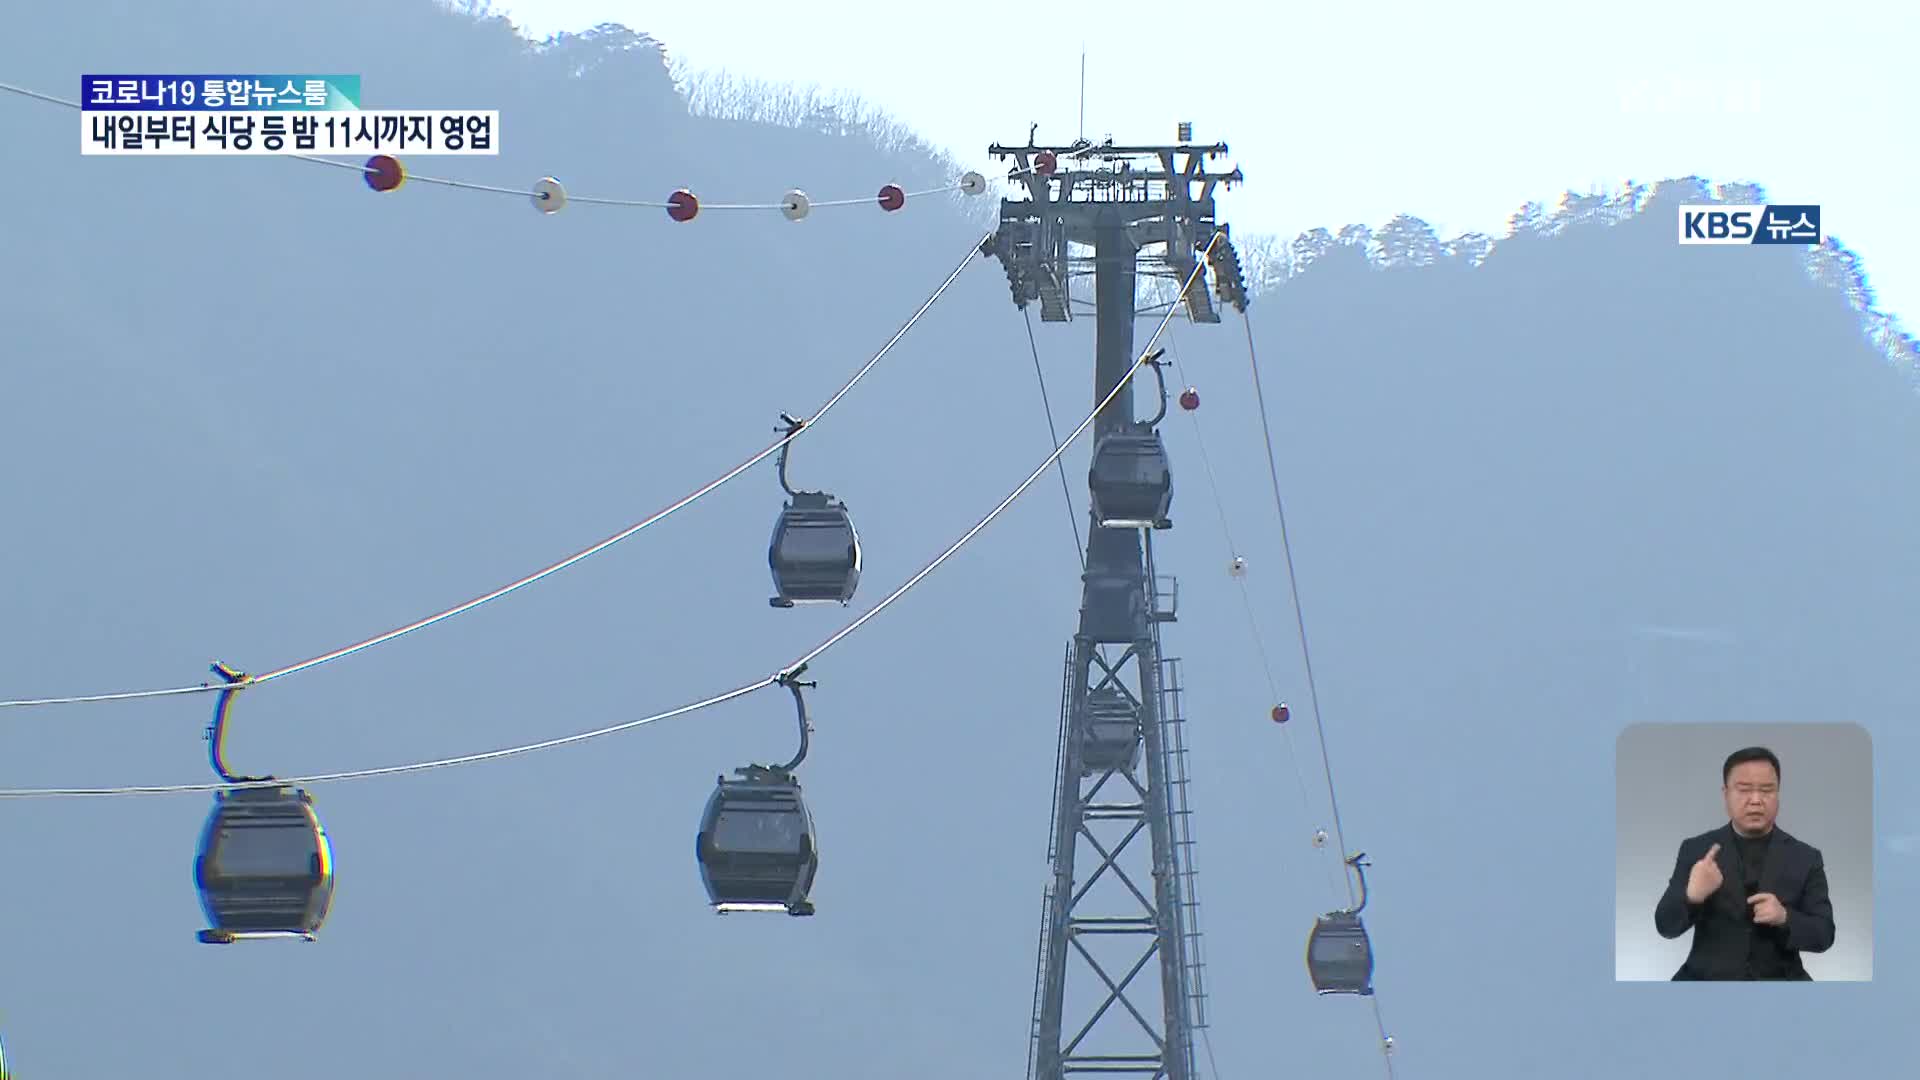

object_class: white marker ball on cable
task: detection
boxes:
[531,177,567,214]
[959,170,986,195]
[781,189,811,221]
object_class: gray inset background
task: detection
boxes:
[1615,720,1874,981]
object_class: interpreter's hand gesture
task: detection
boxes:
[1748,892,1788,926]
[1684,843,1723,903]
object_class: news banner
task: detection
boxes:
[79,74,497,155]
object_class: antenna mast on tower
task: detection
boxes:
[1078,46,1086,141]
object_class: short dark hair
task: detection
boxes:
[1723,746,1781,785]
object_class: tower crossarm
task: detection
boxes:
[983,134,1245,323]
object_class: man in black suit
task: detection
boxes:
[1654,746,1836,979]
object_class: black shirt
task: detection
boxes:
[1732,827,1783,978]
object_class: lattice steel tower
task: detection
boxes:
[984,129,1248,1080]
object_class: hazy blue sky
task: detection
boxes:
[494,0,1919,328]
[2,3,1916,1075]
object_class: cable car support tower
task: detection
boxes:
[985,128,1248,1080]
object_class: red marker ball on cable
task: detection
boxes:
[364,155,405,192]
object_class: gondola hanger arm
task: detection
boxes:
[204,661,274,785]
[1345,851,1372,916]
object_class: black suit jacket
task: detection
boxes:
[1653,822,1835,980]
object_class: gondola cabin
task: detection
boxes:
[1079,567,1149,644]
[193,785,334,944]
[768,491,861,607]
[1088,430,1172,529]
[1080,687,1142,776]
[696,768,818,916]
[1306,911,1374,995]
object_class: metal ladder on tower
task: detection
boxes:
[1157,642,1211,1038]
